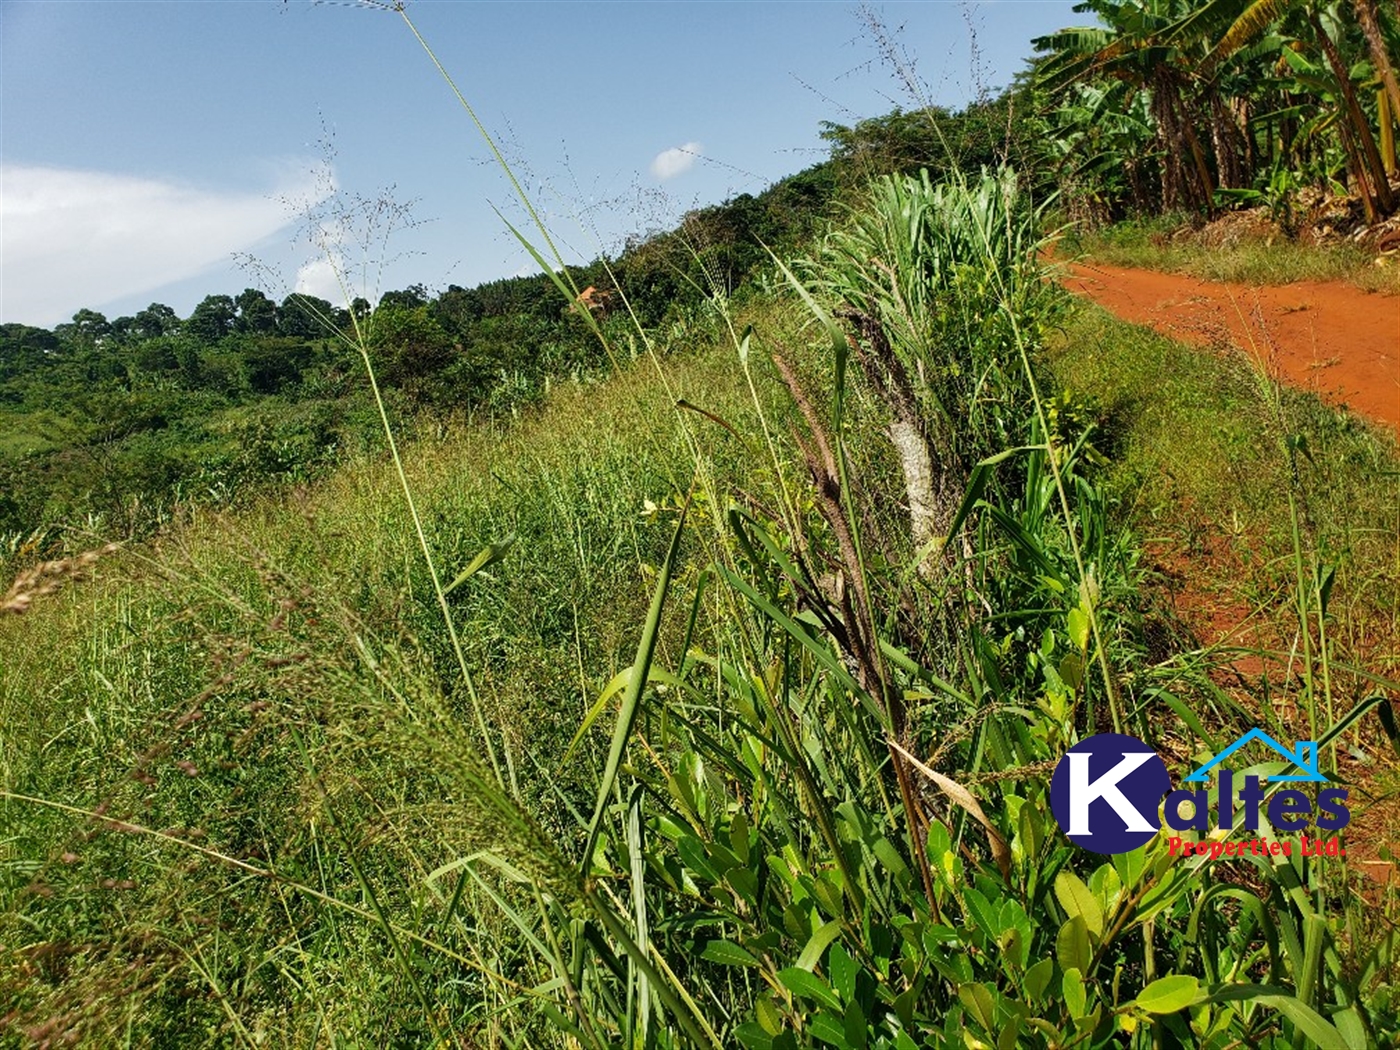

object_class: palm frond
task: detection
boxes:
[1205,0,1299,71]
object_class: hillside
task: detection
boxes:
[4,2,1400,1047]
[0,101,1017,549]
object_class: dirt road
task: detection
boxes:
[1063,261,1399,435]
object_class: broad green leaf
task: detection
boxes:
[1056,916,1092,975]
[1067,606,1090,652]
[795,919,843,972]
[734,1021,776,1050]
[701,939,760,967]
[1134,974,1199,1014]
[997,899,1032,968]
[1023,957,1055,1004]
[957,982,997,1032]
[840,1000,865,1049]
[829,943,858,1006]
[755,996,784,1035]
[726,866,759,906]
[729,809,751,863]
[676,835,722,883]
[1018,803,1045,863]
[964,887,1001,942]
[1058,652,1083,691]
[1111,844,1147,892]
[1054,871,1104,936]
[806,1011,852,1048]
[872,836,912,885]
[1025,1018,1063,1043]
[1087,864,1121,915]
[1062,968,1086,1020]
[998,927,1026,973]
[778,967,842,1012]
[810,877,845,920]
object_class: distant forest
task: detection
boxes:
[5,0,1398,543]
[0,99,1026,542]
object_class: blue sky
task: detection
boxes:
[1,0,1080,327]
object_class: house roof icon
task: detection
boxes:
[1183,728,1327,783]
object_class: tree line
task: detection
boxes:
[14,2,1388,548]
[0,99,1018,544]
[1032,0,1400,224]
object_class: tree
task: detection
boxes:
[820,109,957,185]
[429,285,484,338]
[61,309,111,351]
[0,323,61,381]
[276,293,337,338]
[67,310,109,347]
[231,334,312,394]
[132,302,180,341]
[131,337,181,375]
[234,289,278,335]
[1354,0,1400,122]
[378,283,429,311]
[368,304,454,392]
[108,315,135,343]
[1194,0,1396,218]
[1036,0,1400,220]
[1042,80,1158,218]
[1035,0,1220,213]
[185,294,237,343]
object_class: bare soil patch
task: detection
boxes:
[1064,261,1399,436]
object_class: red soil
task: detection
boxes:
[1065,259,1400,887]
[1063,261,1399,436]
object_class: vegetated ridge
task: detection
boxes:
[3,2,1400,1046]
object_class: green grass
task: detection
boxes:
[0,322,794,1044]
[0,412,55,458]
[5,33,1400,1035]
[5,166,1398,1047]
[1064,215,1400,295]
[1048,300,1400,676]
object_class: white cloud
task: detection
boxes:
[0,163,332,326]
[650,142,702,181]
[293,255,347,304]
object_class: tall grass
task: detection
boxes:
[3,7,1399,1048]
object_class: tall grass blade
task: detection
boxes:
[580,498,689,874]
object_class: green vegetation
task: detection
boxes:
[1026,1,1400,291]
[1032,0,1400,227]
[1050,302,1399,664]
[0,92,1024,550]
[4,4,1400,1048]
[1061,216,1400,292]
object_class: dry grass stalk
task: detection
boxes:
[1,544,119,616]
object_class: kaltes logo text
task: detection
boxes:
[1049,730,1349,858]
